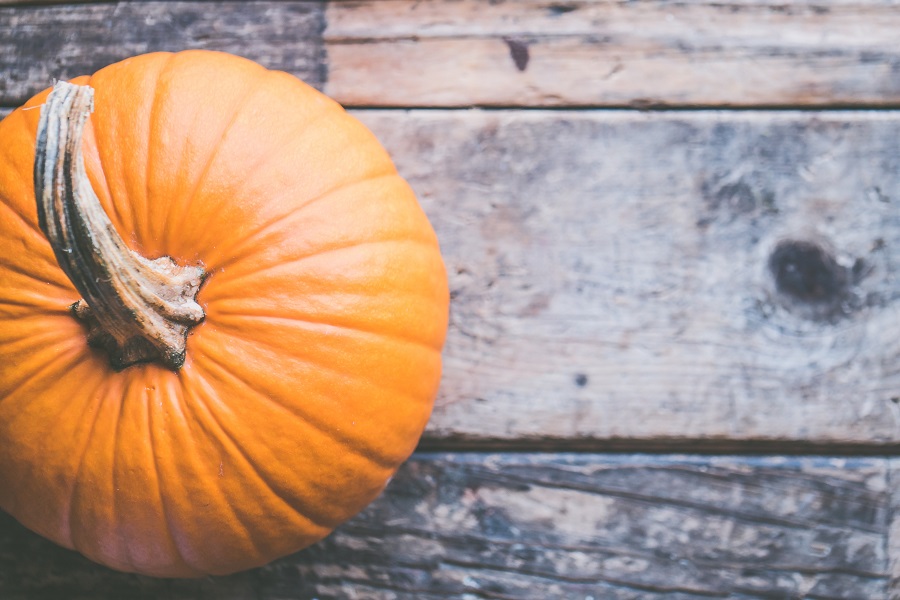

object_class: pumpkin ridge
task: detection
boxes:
[0,236,71,291]
[0,109,41,229]
[207,167,398,271]
[106,373,132,570]
[181,369,336,534]
[86,72,133,241]
[194,344,402,472]
[167,69,339,264]
[0,296,56,311]
[211,237,439,295]
[163,67,269,254]
[65,374,117,556]
[145,377,202,576]
[143,53,180,253]
[203,324,428,426]
[0,288,75,312]
[51,369,106,549]
[0,333,87,409]
[214,308,445,354]
[85,63,161,243]
[0,315,79,353]
[0,170,42,242]
[159,373,267,574]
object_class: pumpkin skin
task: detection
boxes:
[0,51,448,577]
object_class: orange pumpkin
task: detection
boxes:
[0,51,448,577]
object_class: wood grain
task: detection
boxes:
[0,1,325,107]
[0,454,890,598]
[325,0,900,107]
[345,109,900,448]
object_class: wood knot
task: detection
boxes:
[767,240,862,322]
[770,241,843,303]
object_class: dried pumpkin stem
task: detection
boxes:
[34,81,206,371]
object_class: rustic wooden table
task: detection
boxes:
[3,1,900,598]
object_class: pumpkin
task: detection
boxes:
[0,51,448,577]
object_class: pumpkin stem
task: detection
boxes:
[34,81,206,371]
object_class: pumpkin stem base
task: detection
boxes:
[34,81,207,372]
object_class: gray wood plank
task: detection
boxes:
[890,459,900,599]
[346,109,900,447]
[325,0,900,107]
[0,1,325,107]
[0,454,890,598]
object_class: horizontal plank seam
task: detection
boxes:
[9,105,900,115]
[415,441,900,456]
[342,104,900,112]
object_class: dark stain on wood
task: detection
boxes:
[574,373,588,387]
[504,37,530,71]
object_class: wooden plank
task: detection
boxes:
[325,0,900,107]
[3,1,900,109]
[0,1,325,107]
[342,109,900,447]
[891,459,900,599]
[0,454,890,598]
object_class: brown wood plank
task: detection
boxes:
[325,0,900,107]
[3,1,900,109]
[0,454,890,598]
[0,1,325,107]
[343,109,900,447]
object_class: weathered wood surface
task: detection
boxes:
[891,459,900,599]
[3,0,900,594]
[325,0,900,107]
[0,454,892,599]
[339,109,900,448]
[5,0,900,109]
[0,2,325,107]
